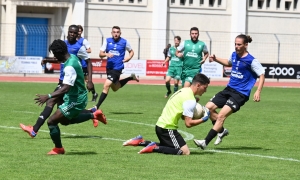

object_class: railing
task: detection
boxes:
[1,24,300,65]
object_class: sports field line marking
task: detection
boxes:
[1,125,300,163]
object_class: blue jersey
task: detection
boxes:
[227,52,260,97]
[101,37,131,71]
[58,39,84,81]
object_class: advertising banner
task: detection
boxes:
[223,63,300,79]
[262,63,300,79]
[202,62,223,78]
[123,60,146,76]
[0,56,42,73]
[146,60,168,76]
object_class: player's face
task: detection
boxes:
[174,38,180,47]
[78,28,82,38]
[190,30,199,41]
[111,28,121,40]
[235,38,247,54]
[196,83,208,96]
[68,27,79,43]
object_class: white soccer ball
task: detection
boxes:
[193,103,208,120]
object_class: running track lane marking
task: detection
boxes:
[1,124,299,163]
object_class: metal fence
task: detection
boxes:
[1,24,300,65]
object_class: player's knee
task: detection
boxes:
[60,121,69,126]
[181,148,190,155]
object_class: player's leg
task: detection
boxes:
[83,67,98,102]
[173,66,182,93]
[164,75,172,98]
[139,126,186,155]
[112,71,139,92]
[95,73,114,109]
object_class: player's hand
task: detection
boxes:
[34,94,49,106]
[41,59,47,66]
[201,109,210,122]
[253,91,261,102]
[106,53,114,58]
[209,54,216,62]
[200,59,206,64]
[162,62,166,66]
[86,81,94,91]
[177,53,183,58]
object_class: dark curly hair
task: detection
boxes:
[49,39,68,55]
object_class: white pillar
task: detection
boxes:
[2,1,16,56]
[72,0,85,34]
[230,0,247,52]
[151,0,168,59]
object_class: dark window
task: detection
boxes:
[209,0,215,7]
[277,0,281,8]
[258,0,264,9]
[294,0,298,9]
[180,0,186,5]
[285,1,291,9]
[249,0,253,7]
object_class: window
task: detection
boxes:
[129,0,134,3]
[258,0,264,9]
[277,0,281,8]
[189,0,193,5]
[267,0,271,8]
[98,0,104,2]
[200,0,204,5]
[171,0,175,4]
[285,1,291,10]
[294,0,298,9]
[180,0,186,5]
[209,0,215,7]
[218,0,222,6]
[249,0,253,7]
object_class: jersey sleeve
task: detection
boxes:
[83,39,91,49]
[177,41,185,52]
[167,47,171,57]
[100,40,107,51]
[182,100,197,118]
[77,46,90,60]
[251,59,265,76]
[203,43,208,53]
[63,66,77,86]
[125,40,132,51]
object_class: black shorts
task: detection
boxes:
[82,67,88,76]
[155,125,186,149]
[210,86,249,113]
[106,69,122,84]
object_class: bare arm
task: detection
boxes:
[201,52,209,64]
[123,49,134,62]
[176,50,183,58]
[253,74,265,102]
[34,85,71,106]
[163,56,170,66]
[183,116,206,128]
[86,48,91,53]
[41,57,59,65]
[209,54,232,67]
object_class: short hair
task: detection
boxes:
[69,24,79,31]
[236,34,252,44]
[192,73,210,85]
[49,39,68,55]
[174,36,181,41]
[190,27,199,33]
[112,26,121,30]
[78,25,83,32]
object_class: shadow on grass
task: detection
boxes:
[215,146,271,151]
[66,151,97,155]
[62,135,103,139]
[190,151,215,155]
[110,112,143,114]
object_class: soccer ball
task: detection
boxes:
[193,103,208,119]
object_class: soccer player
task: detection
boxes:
[77,25,98,102]
[194,34,265,149]
[33,39,106,154]
[176,27,209,87]
[90,26,139,110]
[123,73,211,155]
[162,36,183,98]
[20,25,101,137]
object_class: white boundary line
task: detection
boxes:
[2,124,300,163]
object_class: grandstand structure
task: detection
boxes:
[0,0,299,64]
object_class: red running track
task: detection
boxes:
[0,76,299,88]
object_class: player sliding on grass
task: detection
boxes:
[194,34,265,149]
[29,39,106,155]
[123,73,210,155]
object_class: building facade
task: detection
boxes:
[0,0,300,64]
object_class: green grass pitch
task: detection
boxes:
[0,82,299,179]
